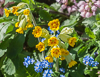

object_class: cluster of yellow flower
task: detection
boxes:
[4,3,77,68]
[32,19,77,68]
[4,3,33,34]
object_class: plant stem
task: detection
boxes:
[56,58,59,72]
[27,3,45,59]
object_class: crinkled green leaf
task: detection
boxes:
[2,58,16,75]
[50,3,60,11]
[82,16,96,27]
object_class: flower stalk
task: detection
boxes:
[56,58,59,72]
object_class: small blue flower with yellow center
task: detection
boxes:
[59,68,65,73]
[43,69,53,77]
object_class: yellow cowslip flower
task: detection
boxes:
[15,12,19,16]
[32,26,42,38]
[68,37,77,47]
[23,9,30,15]
[48,37,58,46]
[48,19,60,31]
[60,48,69,56]
[12,6,19,14]
[60,56,65,60]
[16,28,24,34]
[50,48,61,58]
[26,22,33,28]
[36,42,45,52]
[68,60,77,68]
[4,8,11,17]
[45,56,53,63]
[15,22,19,27]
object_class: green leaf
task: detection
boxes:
[85,27,96,39]
[95,54,100,62]
[39,10,52,21]
[61,14,79,27]
[96,13,100,21]
[77,63,85,74]
[6,25,14,34]
[50,3,60,11]
[2,58,16,75]
[84,70,90,75]
[27,31,38,47]
[82,16,96,27]
[0,49,7,57]
[70,71,85,77]
[4,0,21,5]
[70,43,83,54]
[78,46,87,57]
[0,35,11,49]
[7,34,25,59]
[21,0,29,4]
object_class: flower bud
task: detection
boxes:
[19,18,26,29]
[17,2,26,9]
[41,28,50,38]
[56,0,60,2]
[80,11,86,17]
[77,1,85,7]
[92,0,96,3]
[85,0,89,3]
[0,0,5,5]
[78,5,85,12]
[94,1,100,8]
[61,0,68,3]
[85,5,90,11]
[67,6,72,14]
[58,34,71,43]
[85,12,92,18]
[61,4,67,9]
[64,53,73,64]
[71,5,77,11]
[91,5,97,12]
[60,27,74,35]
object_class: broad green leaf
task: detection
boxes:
[27,31,38,47]
[7,34,25,59]
[0,36,11,49]
[70,71,85,77]
[89,69,98,77]
[39,10,52,21]
[2,58,16,75]
[85,27,96,39]
[77,63,85,74]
